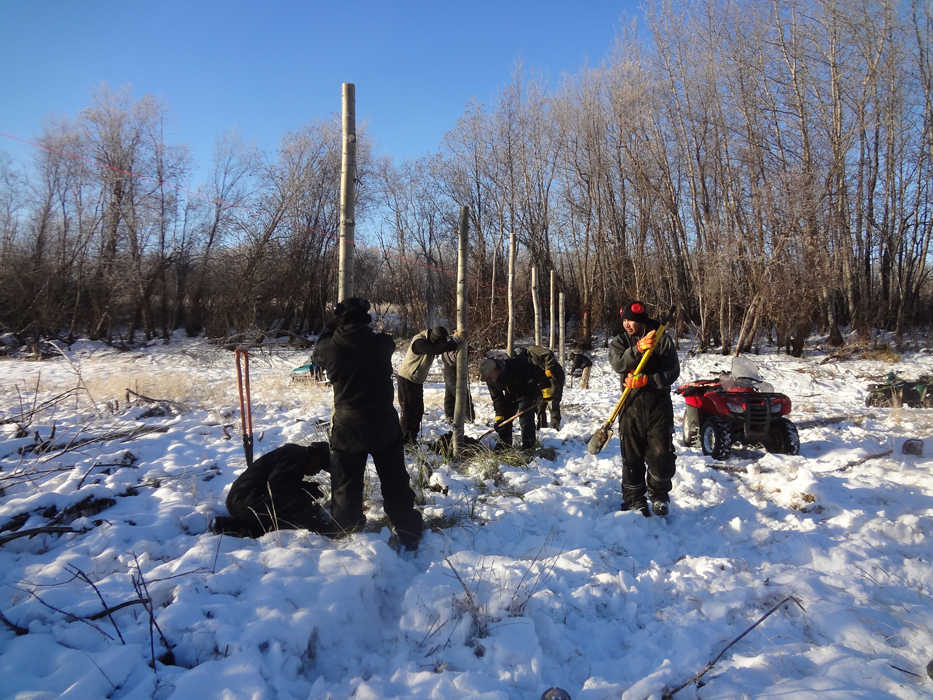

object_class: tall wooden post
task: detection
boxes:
[338,82,356,302]
[506,229,516,355]
[549,269,556,350]
[453,206,470,459]
[559,291,566,367]
[531,266,541,346]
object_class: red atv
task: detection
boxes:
[675,356,799,460]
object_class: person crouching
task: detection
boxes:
[214,442,330,537]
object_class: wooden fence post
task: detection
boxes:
[338,82,356,302]
[532,266,541,346]
[453,206,470,459]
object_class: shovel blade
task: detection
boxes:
[587,424,611,455]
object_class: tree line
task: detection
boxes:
[1,0,930,354]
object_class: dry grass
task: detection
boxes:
[8,368,332,418]
[861,344,901,363]
[825,342,902,363]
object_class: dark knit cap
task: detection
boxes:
[334,297,371,324]
[428,326,449,343]
[479,358,502,382]
[620,301,650,323]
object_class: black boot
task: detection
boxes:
[650,492,670,516]
[621,482,650,517]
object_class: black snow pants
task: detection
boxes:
[327,438,424,547]
[618,388,676,507]
[537,365,565,429]
[397,375,424,444]
[496,394,539,450]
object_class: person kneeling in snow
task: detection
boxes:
[213,442,330,537]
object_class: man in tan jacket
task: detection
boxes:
[397,326,459,444]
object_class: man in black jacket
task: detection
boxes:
[514,345,565,429]
[313,298,423,550]
[214,442,330,537]
[608,301,680,517]
[479,353,550,450]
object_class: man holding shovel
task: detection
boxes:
[479,354,549,451]
[608,301,680,516]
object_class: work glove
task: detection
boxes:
[625,372,648,390]
[541,386,554,400]
[636,330,656,353]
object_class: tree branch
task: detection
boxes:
[663,595,805,698]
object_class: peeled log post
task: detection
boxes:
[506,228,516,356]
[452,206,470,459]
[559,291,566,367]
[549,269,556,350]
[531,266,541,346]
[337,82,356,302]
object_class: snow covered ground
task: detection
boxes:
[0,332,931,699]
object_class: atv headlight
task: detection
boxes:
[770,402,783,413]
[726,400,746,413]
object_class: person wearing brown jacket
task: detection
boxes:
[397,327,459,444]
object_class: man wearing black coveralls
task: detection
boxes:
[515,344,565,429]
[313,297,423,549]
[479,353,550,450]
[608,301,680,517]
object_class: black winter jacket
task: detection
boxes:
[608,319,680,391]
[313,321,403,452]
[486,354,550,417]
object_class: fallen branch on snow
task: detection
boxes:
[836,449,893,472]
[67,564,125,643]
[23,425,170,459]
[0,608,28,635]
[708,463,751,474]
[707,463,774,475]
[0,526,87,546]
[662,595,805,699]
[132,553,175,667]
[795,414,865,429]
[125,388,187,412]
[16,586,114,640]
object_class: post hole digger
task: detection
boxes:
[428,404,542,460]
[234,348,254,467]
[214,347,333,538]
[587,307,676,455]
[477,403,540,443]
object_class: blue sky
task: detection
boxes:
[2,1,641,181]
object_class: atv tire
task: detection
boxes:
[682,406,700,447]
[767,417,800,455]
[700,417,732,460]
